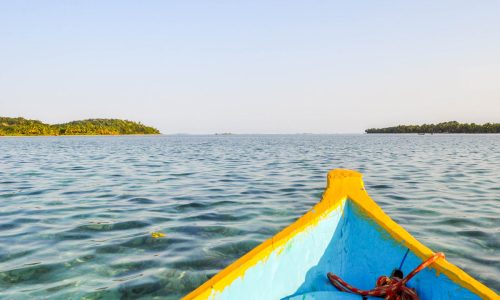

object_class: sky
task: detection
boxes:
[1,1,499,134]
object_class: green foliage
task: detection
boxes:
[365,121,500,134]
[0,117,160,136]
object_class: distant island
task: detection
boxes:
[366,121,500,134]
[0,117,160,136]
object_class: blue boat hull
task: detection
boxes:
[184,170,497,299]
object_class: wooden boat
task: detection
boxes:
[183,169,497,299]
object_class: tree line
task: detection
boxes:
[0,117,160,136]
[365,121,500,134]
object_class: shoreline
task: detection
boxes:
[0,134,164,137]
[365,132,500,135]
[1,133,499,138]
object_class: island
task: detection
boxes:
[0,117,160,136]
[365,121,500,134]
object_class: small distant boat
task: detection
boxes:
[183,170,497,299]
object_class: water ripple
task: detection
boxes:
[0,134,498,298]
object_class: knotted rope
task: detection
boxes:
[327,252,445,300]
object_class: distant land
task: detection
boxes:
[366,121,500,134]
[0,117,160,136]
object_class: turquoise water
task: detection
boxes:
[0,134,498,298]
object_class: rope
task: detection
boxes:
[399,248,410,270]
[327,252,445,300]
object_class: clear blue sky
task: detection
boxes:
[1,1,499,133]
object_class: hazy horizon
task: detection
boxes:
[1,1,499,134]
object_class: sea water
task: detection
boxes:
[0,134,498,298]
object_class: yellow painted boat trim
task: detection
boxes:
[183,169,497,299]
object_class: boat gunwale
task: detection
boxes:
[182,169,497,299]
